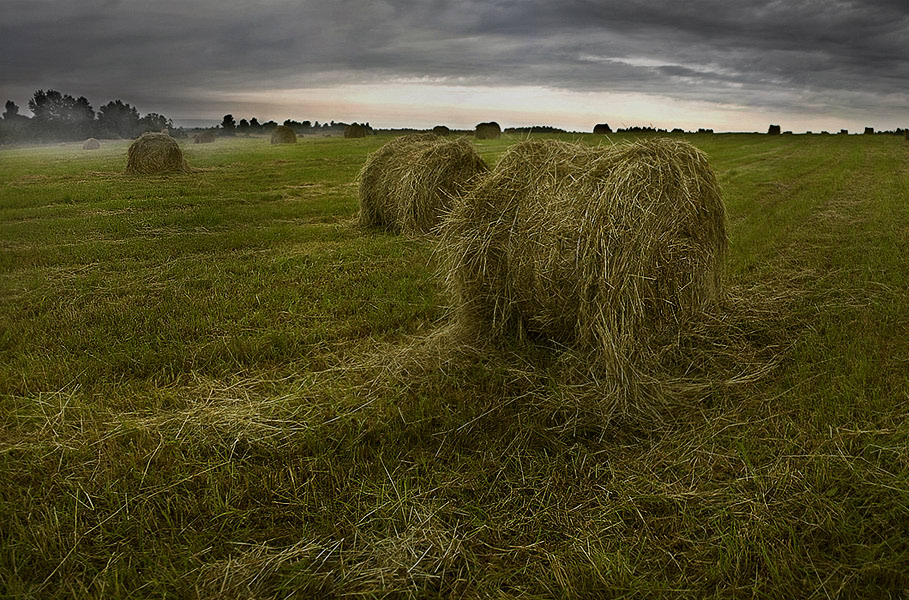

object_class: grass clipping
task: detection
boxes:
[358,133,488,234]
[440,137,727,401]
[125,132,190,175]
[271,125,297,144]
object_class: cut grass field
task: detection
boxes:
[1,133,908,598]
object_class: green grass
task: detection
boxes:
[1,133,907,598]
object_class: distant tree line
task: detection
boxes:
[504,125,567,134]
[213,115,374,136]
[0,90,182,144]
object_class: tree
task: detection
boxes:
[28,90,95,139]
[139,112,171,134]
[221,114,236,135]
[237,118,249,134]
[249,117,260,129]
[98,100,141,138]
[3,100,20,120]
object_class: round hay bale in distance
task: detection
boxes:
[768,124,781,135]
[432,125,451,136]
[864,127,874,135]
[193,130,216,144]
[441,137,727,388]
[82,138,101,150]
[358,133,488,234]
[344,124,368,138]
[475,122,501,139]
[126,132,190,175]
[270,125,297,144]
[593,123,612,134]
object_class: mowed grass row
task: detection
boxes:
[0,134,907,598]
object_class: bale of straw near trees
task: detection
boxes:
[432,125,451,136]
[475,122,501,139]
[126,132,190,175]
[270,125,297,144]
[82,138,101,150]
[864,127,874,135]
[593,123,612,134]
[440,138,727,390]
[344,123,368,138]
[358,133,488,234]
[768,124,781,135]
[193,130,216,144]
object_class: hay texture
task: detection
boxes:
[440,137,727,391]
[475,122,501,139]
[270,125,297,144]
[194,130,216,144]
[432,125,451,136]
[358,133,488,234]
[82,138,101,150]
[345,124,368,138]
[593,123,612,135]
[125,132,190,175]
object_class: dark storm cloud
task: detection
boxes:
[1,0,907,120]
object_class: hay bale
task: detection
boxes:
[82,138,101,150]
[864,127,874,135]
[475,122,501,139]
[193,130,216,144]
[440,138,727,389]
[125,132,190,175]
[593,123,612,135]
[768,124,781,135]
[345,124,368,138]
[358,133,488,234]
[432,125,451,136]
[270,125,297,144]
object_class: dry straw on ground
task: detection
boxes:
[345,124,368,138]
[270,125,297,144]
[440,137,727,401]
[82,138,100,150]
[432,125,451,136]
[475,122,501,139]
[358,133,488,234]
[193,130,216,144]
[125,132,190,175]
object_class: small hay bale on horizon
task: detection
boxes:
[82,138,101,150]
[432,125,451,136]
[270,125,297,144]
[193,130,217,144]
[768,124,781,135]
[126,132,190,175]
[475,122,501,139]
[440,137,727,396]
[358,133,488,234]
[344,123,368,138]
[864,127,874,135]
[593,123,612,134]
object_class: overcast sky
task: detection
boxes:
[1,0,907,131]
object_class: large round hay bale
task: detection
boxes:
[593,123,612,135]
[768,124,781,135]
[193,130,216,144]
[358,133,488,234]
[125,132,190,175]
[432,125,451,136]
[82,138,101,150]
[270,125,297,144]
[441,138,727,385]
[475,122,501,139]
[344,124,368,138]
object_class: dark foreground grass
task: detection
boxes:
[1,133,907,598]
